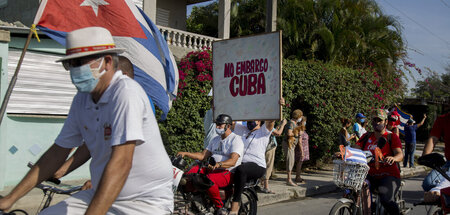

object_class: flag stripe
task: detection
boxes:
[34,0,179,119]
[395,105,412,135]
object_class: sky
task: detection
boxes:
[187,0,450,92]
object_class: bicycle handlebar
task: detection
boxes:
[35,184,82,195]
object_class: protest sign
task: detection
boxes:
[212,31,282,121]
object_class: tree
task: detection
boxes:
[187,0,406,83]
[412,66,450,102]
[278,0,405,74]
[187,2,219,37]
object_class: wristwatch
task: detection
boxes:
[218,162,223,167]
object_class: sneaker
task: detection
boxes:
[215,207,229,215]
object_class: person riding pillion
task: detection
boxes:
[177,114,244,215]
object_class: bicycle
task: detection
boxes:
[0,162,83,215]
[329,159,411,215]
[0,182,81,215]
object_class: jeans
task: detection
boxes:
[422,161,450,191]
[368,176,401,215]
[403,142,416,168]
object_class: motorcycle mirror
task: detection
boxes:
[418,153,446,168]
[208,157,216,166]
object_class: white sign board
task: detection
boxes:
[213,31,282,121]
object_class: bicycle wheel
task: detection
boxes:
[427,205,443,215]
[239,189,257,215]
[329,201,353,215]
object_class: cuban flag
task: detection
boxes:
[393,105,412,135]
[339,145,367,163]
[33,0,178,119]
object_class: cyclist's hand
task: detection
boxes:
[424,191,440,202]
[384,156,395,165]
[0,196,13,212]
[82,180,92,190]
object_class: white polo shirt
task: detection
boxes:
[55,71,173,212]
[233,122,272,168]
[206,132,244,172]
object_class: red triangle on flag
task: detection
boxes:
[37,0,146,39]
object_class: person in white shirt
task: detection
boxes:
[229,98,283,214]
[177,114,244,215]
[0,27,174,214]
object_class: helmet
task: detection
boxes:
[215,114,232,125]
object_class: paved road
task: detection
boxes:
[259,173,435,215]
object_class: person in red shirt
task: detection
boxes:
[355,109,404,215]
[422,110,450,192]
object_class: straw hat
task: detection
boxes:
[57,27,125,62]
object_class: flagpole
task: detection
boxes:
[0,29,34,126]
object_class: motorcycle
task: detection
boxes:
[171,156,258,215]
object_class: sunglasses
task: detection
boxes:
[62,55,103,71]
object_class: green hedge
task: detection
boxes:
[281,59,402,165]
[158,51,403,167]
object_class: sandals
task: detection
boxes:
[260,188,275,194]
[286,181,298,187]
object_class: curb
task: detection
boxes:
[257,165,429,207]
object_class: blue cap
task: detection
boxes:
[356,113,366,119]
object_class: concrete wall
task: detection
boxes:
[0,30,10,190]
[0,0,38,26]
[2,116,90,187]
[0,33,90,190]
[157,0,187,30]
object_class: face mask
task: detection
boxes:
[360,118,365,123]
[297,118,303,123]
[69,58,105,93]
[215,127,225,135]
[373,122,385,132]
[247,121,257,131]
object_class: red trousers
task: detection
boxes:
[187,165,232,208]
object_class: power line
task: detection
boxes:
[440,0,450,9]
[381,0,450,48]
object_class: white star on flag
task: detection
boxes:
[80,0,110,17]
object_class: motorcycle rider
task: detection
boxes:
[177,114,244,215]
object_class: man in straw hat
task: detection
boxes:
[0,27,174,214]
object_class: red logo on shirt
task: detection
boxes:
[104,123,111,140]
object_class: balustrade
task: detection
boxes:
[157,25,219,50]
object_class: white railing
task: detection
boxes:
[157,25,219,50]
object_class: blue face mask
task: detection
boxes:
[360,118,366,123]
[69,58,105,93]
